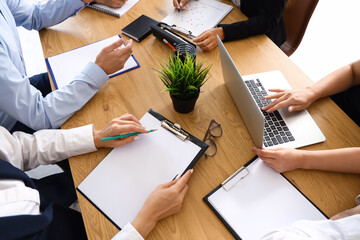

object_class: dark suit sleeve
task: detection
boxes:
[219,0,286,43]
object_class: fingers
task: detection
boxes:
[117,113,141,125]
[193,31,208,43]
[102,39,125,53]
[173,0,180,8]
[268,89,285,93]
[174,169,192,192]
[264,97,293,113]
[178,183,189,200]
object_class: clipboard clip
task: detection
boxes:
[221,166,250,191]
[161,119,189,141]
[160,22,196,39]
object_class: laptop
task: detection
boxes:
[217,36,325,148]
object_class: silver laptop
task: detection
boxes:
[217,36,325,148]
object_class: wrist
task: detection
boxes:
[216,27,225,40]
[93,129,102,149]
[132,210,157,238]
[306,85,320,103]
[298,150,311,169]
[81,0,93,3]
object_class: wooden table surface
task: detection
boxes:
[39,0,360,239]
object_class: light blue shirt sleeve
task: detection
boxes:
[0,44,109,130]
[5,0,85,30]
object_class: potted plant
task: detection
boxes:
[153,52,212,113]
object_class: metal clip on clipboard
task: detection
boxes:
[161,119,189,141]
[221,166,250,191]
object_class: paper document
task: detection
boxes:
[161,0,233,37]
[206,157,327,239]
[46,35,139,89]
[77,110,206,229]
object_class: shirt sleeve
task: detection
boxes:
[0,44,109,130]
[261,214,360,240]
[0,125,97,171]
[5,0,85,30]
[111,223,144,240]
[219,0,286,42]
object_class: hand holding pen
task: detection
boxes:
[93,113,150,148]
[173,0,190,11]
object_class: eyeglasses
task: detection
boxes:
[203,119,223,158]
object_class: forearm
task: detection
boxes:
[300,148,360,174]
[9,0,84,30]
[0,125,96,171]
[310,60,360,100]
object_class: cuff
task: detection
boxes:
[64,124,97,157]
[112,223,144,240]
[76,62,109,89]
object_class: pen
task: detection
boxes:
[163,39,177,51]
[177,0,180,12]
[101,129,157,141]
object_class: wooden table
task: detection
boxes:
[39,0,360,239]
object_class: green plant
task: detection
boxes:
[153,53,212,100]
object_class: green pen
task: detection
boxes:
[101,129,157,141]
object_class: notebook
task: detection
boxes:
[122,15,160,42]
[204,156,328,240]
[77,109,208,229]
[161,0,233,38]
[45,35,140,90]
[87,0,139,18]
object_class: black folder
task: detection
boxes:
[122,15,160,42]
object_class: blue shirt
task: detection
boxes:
[0,0,109,130]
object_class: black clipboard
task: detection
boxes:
[77,109,208,230]
[203,156,328,240]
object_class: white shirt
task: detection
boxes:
[262,214,360,240]
[0,126,143,240]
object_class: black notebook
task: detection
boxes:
[122,15,160,42]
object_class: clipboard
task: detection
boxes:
[45,35,140,89]
[204,156,328,240]
[77,109,208,229]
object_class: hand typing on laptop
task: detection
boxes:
[261,88,318,113]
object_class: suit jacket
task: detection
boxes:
[219,0,287,47]
[0,159,53,240]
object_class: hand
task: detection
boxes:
[173,0,190,10]
[93,113,148,148]
[95,39,133,75]
[251,147,305,173]
[193,28,224,51]
[132,169,193,238]
[261,88,317,113]
[93,0,128,8]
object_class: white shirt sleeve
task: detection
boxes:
[0,125,97,171]
[261,214,360,240]
[111,223,144,240]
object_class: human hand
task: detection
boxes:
[94,0,127,8]
[251,147,305,173]
[132,169,193,238]
[93,113,148,148]
[95,38,133,75]
[261,88,317,113]
[173,0,190,10]
[193,28,224,51]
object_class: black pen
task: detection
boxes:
[177,0,180,12]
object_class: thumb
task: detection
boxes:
[103,39,125,53]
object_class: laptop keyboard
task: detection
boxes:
[245,79,295,147]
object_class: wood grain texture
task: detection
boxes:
[39,0,360,239]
